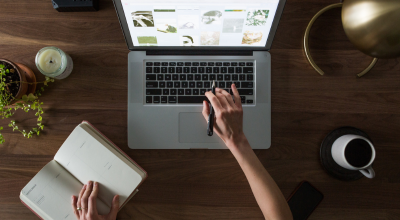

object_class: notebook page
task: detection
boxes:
[20,160,110,220]
[54,125,143,208]
[80,122,146,179]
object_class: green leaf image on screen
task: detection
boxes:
[157,25,177,33]
[156,19,178,33]
[137,36,158,46]
[201,10,222,25]
[246,10,269,26]
[132,11,154,27]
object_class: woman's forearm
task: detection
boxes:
[229,136,293,220]
[202,86,292,220]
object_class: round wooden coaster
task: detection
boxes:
[320,127,370,181]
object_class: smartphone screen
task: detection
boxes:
[287,181,324,220]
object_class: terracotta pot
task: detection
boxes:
[0,59,36,104]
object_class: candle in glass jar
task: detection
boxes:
[35,47,73,79]
[37,48,62,73]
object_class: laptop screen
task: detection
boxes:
[120,0,280,47]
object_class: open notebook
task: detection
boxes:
[20,121,147,220]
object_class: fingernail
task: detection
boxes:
[232,84,236,88]
[94,182,98,186]
[88,181,92,185]
[83,184,86,189]
[71,196,74,200]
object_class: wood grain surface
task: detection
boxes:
[1,0,400,219]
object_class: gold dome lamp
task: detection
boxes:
[304,0,400,77]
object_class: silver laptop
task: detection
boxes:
[113,0,286,149]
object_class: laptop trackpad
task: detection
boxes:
[179,112,220,143]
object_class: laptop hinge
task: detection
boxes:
[146,50,253,56]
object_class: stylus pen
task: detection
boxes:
[207,80,216,136]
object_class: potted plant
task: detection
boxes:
[0,59,54,144]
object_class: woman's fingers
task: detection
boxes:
[88,181,99,215]
[81,181,93,213]
[231,84,242,109]
[205,92,223,114]
[217,88,236,109]
[71,196,80,219]
[108,195,120,220]
[76,184,86,213]
[203,101,225,138]
[215,91,229,110]
[202,101,210,121]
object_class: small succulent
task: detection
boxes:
[0,62,54,144]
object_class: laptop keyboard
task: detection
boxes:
[145,61,254,104]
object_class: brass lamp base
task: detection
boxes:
[303,3,378,78]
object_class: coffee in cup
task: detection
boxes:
[331,134,375,178]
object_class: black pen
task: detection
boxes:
[207,80,216,136]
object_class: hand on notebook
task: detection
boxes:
[72,181,119,220]
[203,84,247,149]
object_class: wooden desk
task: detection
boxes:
[1,0,399,219]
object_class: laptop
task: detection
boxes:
[113,0,286,149]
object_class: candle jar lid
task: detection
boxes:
[35,46,68,78]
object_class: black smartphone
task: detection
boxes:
[287,181,324,220]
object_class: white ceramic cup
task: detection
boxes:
[331,134,375,178]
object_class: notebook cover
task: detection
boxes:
[20,199,44,220]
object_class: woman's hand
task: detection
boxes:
[203,84,248,150]
[71,181,119,220]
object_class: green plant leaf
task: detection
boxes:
[0,72,51,143]
[27,93,37,101]
[22,95,28,102]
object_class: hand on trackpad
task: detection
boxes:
[179,112,220,143]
